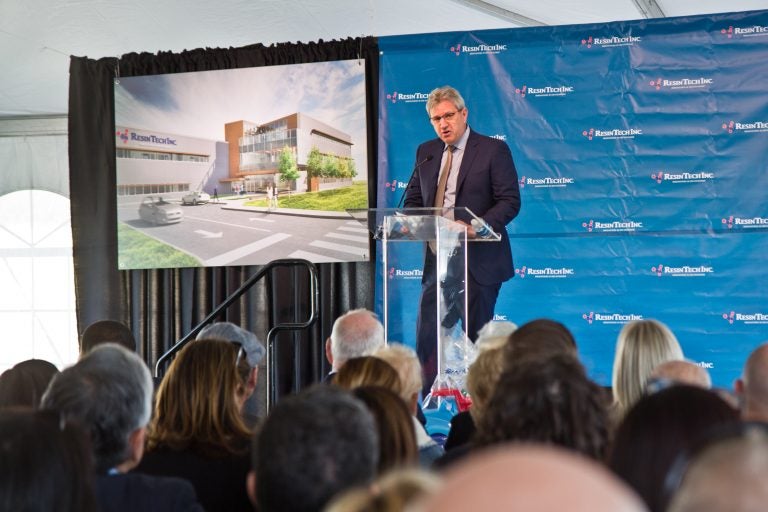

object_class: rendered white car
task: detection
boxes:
[138,196,183,224]
[181,191,211,205]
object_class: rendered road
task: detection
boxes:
[117,198,370,266]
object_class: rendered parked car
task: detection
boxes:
[138,196,183,225]
[181,191,211,205]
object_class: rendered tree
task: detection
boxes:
[277,147,299,183]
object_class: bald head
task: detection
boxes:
[650,360,711,389]
[327,309,385,371]
[422,445,647,512]
[668,426,768,512]
[739,343,768,421]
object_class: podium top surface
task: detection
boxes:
[347,207,501,242]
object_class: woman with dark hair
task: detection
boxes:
[607,384,739,512]
[352,386,418,474]
[502,318,577,369]
[0,358,59,408]
[474,353,610,461]
[134,339,255,511]
[0,409,97,512]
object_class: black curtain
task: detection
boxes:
[68,38,380,399]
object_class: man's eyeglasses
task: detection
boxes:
[429,110,461,124]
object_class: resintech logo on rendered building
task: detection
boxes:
[648,76,713,91]
[450,42,508,56]
[582,127,643,140]
[582,312,643,325]
[385,90,429,104]
[581,34,641,48]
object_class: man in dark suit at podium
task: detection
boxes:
[403,85,521,393]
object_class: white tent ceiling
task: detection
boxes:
[1,0,767,118]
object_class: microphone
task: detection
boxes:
[396,154,434,209]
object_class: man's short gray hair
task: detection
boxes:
[330,309,385,367]
[41,343,153,473]
[426,86,466,114]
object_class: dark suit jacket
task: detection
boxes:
[96,472,204,512]
[404,129,521,285]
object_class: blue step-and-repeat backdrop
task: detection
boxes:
[375,9,768,387]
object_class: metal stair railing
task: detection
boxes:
[154,258,319,410]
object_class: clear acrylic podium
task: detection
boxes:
[347,207,500,408]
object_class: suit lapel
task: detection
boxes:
[422,140,444,207]
[455,131,479,198]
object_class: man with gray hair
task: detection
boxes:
[403,85,521,391]
[325,308,385,377]
[42,343,202,512]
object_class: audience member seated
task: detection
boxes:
[247,385,379,512]
[196,321,265,424]
[422,445,647,512]
[607,384,738,512]
[667,422,768,512]
[374,343,443,466]
[134,339,253,511]
[324,467,442,512]
[0,408,97,512]
[352,386,418,473]
[647,359,711,391]
[473,319,517,350]
[325,308,385,380]
[473,354,609,462]
[0,358,58,408]
[611,319,684,420]
[443,340,507,452]
[80,319,137,355]
[41,343,203,512]
[332,355,403,393]
[502,318,578,369]
[735,342,768,422]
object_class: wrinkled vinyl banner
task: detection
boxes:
[376,9,768,386]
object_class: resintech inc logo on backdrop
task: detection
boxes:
[721,120,768,134]
[580,34,641,48]
[385,90,429,104]
[519,175,575,189]
[582,219,643,233]
[720,24,768,39]
[582,312,643,325]
[721,215,768,229]
[388,266,423,280]
[450,42,508,56]
[650,170,715,184]
[651,263,714,277]
[648,76,713,90]
[515,84,574,98]
[582,127,643,140]
[723,310,768,325]
[384,179,407,192]
[515,265,575,279]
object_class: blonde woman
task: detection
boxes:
[611,319,684,419]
